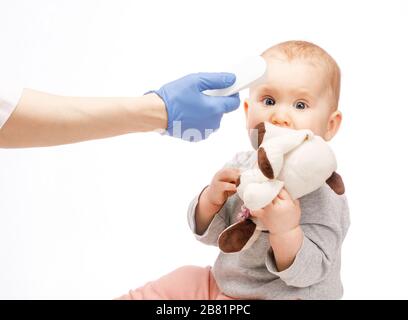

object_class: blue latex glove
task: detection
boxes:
[149,72,240,141]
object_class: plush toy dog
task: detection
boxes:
[218,122,345,253]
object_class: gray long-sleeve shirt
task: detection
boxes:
[187,151,350,300]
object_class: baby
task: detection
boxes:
[118,40,350,300]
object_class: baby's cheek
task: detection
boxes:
[247,113,266,130]
[291,118,324,136]
[307,122,327,137]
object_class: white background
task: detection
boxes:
[0,0,407,299]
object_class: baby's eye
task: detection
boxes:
[294,101,308,110]
[262,97,276,106]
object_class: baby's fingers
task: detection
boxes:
[277,188,292,200]
[217,168,241,183]
[224,183,238,198]
[215,181,237,195]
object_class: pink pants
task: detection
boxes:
[117,265,234,300]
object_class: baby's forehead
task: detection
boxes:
[266,55,329,78]
[263,49,331,71]
[252,57,331,97]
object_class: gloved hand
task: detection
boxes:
[149,72,240,141]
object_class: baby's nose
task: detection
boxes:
[271,120,289,127]
[269,117,291,128]
[267,105,292,128]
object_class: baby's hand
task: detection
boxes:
[205,168,240,207]
[251,188,301,235]
[195,168,240,236]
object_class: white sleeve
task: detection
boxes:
[0,87,23,129]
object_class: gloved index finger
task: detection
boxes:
[197,72,237,91]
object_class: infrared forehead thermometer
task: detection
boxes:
[203,55,267,97]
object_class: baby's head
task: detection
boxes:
[245,40,342,141]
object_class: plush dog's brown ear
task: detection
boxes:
[250,122,266,149]
[258,147,274,179]
[326,171,345,195]
[218,219,257,253]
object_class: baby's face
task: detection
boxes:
[245,56,341,141]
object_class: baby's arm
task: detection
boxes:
[187,168,240,246]
[187,151,253,246]
[264,186,350,288]
[195,168,240,235]
[251,187,302,271]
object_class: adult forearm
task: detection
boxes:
[0,89,167,148]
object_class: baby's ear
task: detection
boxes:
[244,99,250,117]
[326,171,345,195]
[218,220,257,253]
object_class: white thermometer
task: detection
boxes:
[203,55,267,97]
